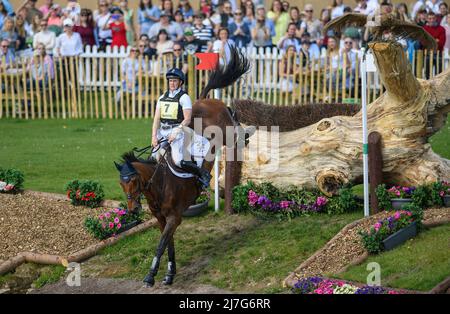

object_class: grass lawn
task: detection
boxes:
[0,118,151,200]
[332,224,450,292]
[79,210,363,293]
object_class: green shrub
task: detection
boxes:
[0,167,24,192]
[403,203,424,232]
[412,185,431,208]
[231,181,257,213]
[375,184,392,211]
[65,179,105,208]
[326,186,361,215]
[429,182,444,207]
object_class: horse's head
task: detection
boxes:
[114,160,143,213]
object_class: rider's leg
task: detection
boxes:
[180,160,211,188]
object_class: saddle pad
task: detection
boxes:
[166,161,195,179]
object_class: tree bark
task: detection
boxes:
[232,42,450,195]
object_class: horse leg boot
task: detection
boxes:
[180,160,211,188]
[162,236,176,285]
[143,217,180,287]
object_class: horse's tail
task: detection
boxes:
[199,44,251,100]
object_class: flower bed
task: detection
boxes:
[291,277,403,294]
[359,206,423,254]
[65,179,105,208]
[84,207,144,240]
[232,181,361,220]
[376,181,450,211]
[0,167,24,193]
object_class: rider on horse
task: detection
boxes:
[151,68,211,188]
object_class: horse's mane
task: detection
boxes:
[120,151,158,165]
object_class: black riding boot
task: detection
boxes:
[180,160,211,188]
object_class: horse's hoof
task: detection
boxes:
[162,275,174,285]
[143,275,155,287]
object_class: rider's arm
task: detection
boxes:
[152,101,161,142]
[179,94,192,128]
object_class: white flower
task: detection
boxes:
[333,284,359,294]
[0,181,6,191]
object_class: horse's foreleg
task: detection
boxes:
[162,236,176,285]
[144,215,180,287]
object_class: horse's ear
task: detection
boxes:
[114,161,123,172]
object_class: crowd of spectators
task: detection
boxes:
[0,0,448,88]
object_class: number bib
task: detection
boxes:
[160,100,180,120]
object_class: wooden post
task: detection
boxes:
[368,131,383,215]
[224,146,238,215]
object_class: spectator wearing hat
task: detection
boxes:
[103,7,128,48]
[192,11,214,52]
[55,18,83,56]
[229,8,251,48]
[156,28,174,55]
[148,11,183,41]
[299,4,323,47]
[182,27,205,54]
[138,0,161,37]
[33,18,56,56]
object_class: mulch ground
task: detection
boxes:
[0,191,106,261]
[292,207,450,278]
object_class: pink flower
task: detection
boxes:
[99,214,104,220]
[374,222,382,232]
[113,208,120,213]
[120,210,127,216]
[114,217,120,224]
[105,212,111,218]
[388,290,399,294]
[117,223,122,229]
[280,201,290,209]
[109,222,114,229]
[394,212,401,220]
[101,223,106,229]
[395,191,401,197]
[439,191,445,197]
[248,190,259,206]
[316,196,328,207]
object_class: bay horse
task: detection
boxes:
[114,46,251,287]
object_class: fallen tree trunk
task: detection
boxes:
[235,42,450,195]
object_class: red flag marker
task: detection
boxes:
[195,52,219,70]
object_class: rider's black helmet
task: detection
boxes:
[166,68,185,84]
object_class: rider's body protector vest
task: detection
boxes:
[159,90,186,125]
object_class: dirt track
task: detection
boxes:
[31,277,231,294]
